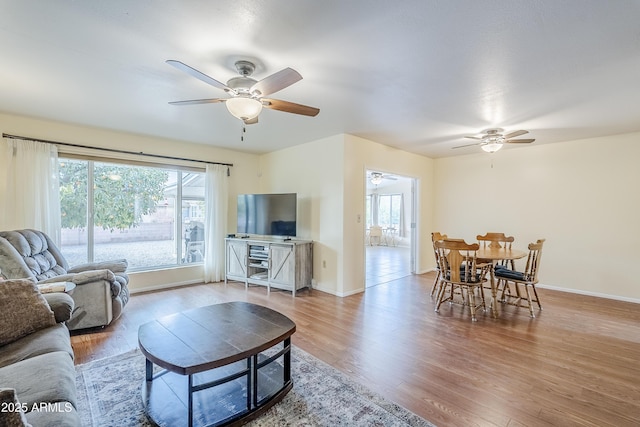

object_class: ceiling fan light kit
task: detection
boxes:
[370,172,384,185]
[226,97,263,120]
[481,142,503,153]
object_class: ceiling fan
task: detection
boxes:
[453,128,535,153]
[166,59,320,125]
[368,172,397,185]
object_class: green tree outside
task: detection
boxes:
[60,161,169,231]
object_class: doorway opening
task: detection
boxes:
[364,170,415,288]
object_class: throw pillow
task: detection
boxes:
[0,279,56,346]
[0,388,31,427]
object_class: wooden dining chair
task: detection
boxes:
[430,232,448,297]
[477,232,514,249]
[477,232,516,269]
[495,239,545,318]
[434,239,492,322]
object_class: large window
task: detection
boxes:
[58,158,205,271]
[378,193,402,229]
[366,193,402,229]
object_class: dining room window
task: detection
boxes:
[377,193,402,229]
[58,158,206,271]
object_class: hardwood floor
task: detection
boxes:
[70,274,640,427]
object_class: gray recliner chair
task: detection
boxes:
[0,229,130,331]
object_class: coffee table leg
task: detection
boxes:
[145,359,153,381]
[188,375,193,427]
[246,357,252,411]
[252,354,258,407]
[284,338,291,383]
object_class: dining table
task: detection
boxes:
[476,247,527,316]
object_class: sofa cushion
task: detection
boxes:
[495,268,527,281]
[0,279,56,346]
[25,407,79,427]
[0,388,31,427]
[0,323,73,369]
[0,352,77,412]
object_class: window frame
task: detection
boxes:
[58,153,206,272]
[371,192,402,229]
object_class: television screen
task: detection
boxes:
[237,193,297,236]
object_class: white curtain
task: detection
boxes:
[203,164,229,283]
[0,138,61,244]
[370,193,379,226]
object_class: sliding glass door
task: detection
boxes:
[58,158,205,271]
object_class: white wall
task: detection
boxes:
[343,135,435,293]
[0,112,261,293]
[258,135,344,295]
[259,134,435,296]
[433,132,640,302]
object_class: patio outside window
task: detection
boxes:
[58,158,205,271]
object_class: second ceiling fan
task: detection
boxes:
[166,59,320,125]
[453,128,535,152]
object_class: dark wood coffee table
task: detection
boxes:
[138,302,296,427]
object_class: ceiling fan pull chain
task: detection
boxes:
[240,125,246,142]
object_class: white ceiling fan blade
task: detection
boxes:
[452,142,482,149]
[251,68,302,97]
[168,98,226,106]
[166,60,233,93]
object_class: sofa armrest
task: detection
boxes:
[38,274,76,284]
[68,259,128,274]
[42,293,75,323]
[39,269,116,286]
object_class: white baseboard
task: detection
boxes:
[310,283,362,297]
[421,268,638,304]
[537,283,640,304]
[129,279,203,294]
[312,284,340,296]
[336,288,365,297]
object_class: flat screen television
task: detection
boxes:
[237,193,297,237]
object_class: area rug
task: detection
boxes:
[75,345,436,427]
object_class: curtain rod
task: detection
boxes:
[2,133,233,168]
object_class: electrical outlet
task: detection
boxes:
[322,260,327,268]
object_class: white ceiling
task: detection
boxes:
[1,1,639,158]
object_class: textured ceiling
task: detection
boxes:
[1,1,639,158]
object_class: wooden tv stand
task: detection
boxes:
[225,237,313,296]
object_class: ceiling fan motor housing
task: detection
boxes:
[227,76,258,95]
[235,60,255,76]
[224,60,258,96]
